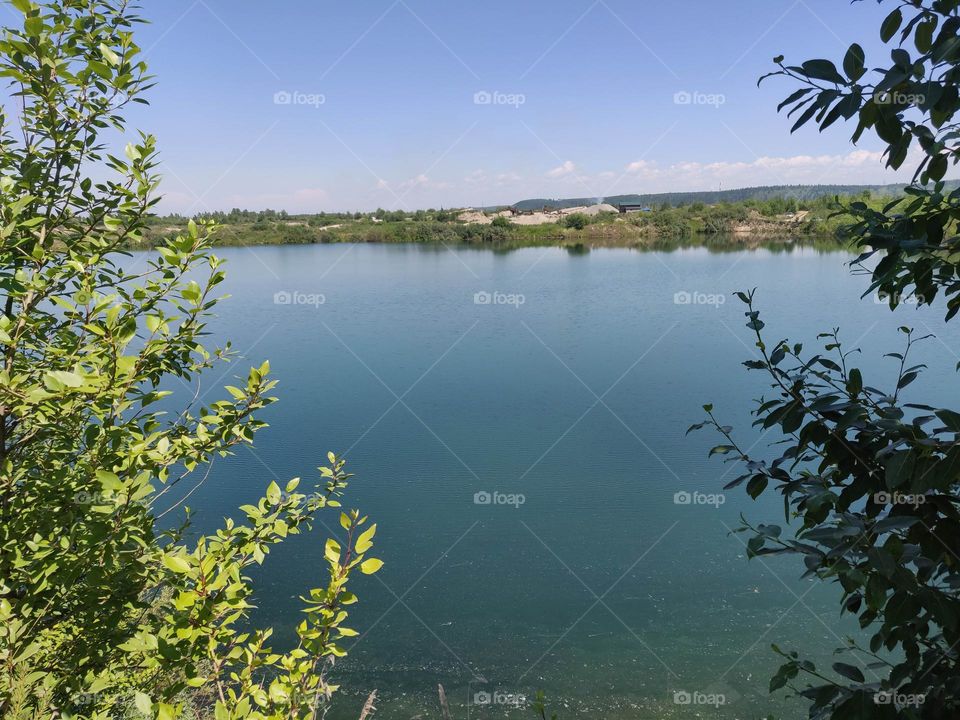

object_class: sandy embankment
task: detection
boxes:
[458,203,617,226]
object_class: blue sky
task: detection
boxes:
[98,0,915,212]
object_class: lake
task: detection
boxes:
[149,241,960,719]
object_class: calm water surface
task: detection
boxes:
[148,242,960,719]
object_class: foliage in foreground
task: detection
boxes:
[0,2,380,718]
[697,1,959,718]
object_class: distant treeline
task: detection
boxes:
[147,207,459,226]
[508,181,960,211]
[138,191,875,252]
[137,184,951,251]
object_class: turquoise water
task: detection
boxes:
[151,242,960,719]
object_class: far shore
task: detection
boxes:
[135,198,861,253]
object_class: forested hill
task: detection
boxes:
[508,181,960,211]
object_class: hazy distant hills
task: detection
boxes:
[506,182,959,211]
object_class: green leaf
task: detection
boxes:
[880,8,902,43]
[162,555,192,574]
[134,692,152,715]
[360,558,383,574]
[182,280,202,303]
[43,370,84,390]
[24,16,42,36]
[847,368,862,395]
[936,409,960,432]
[915,18,936,53]
[100,43,120,66]
[266,480,281,504]
[355,523,377,554]
[842,43,865,81]
[325,538,341,564]
[832,662,865,683]
[801,59,845,84]
[96,470,123,491]
[746,475,768,499]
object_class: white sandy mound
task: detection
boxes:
[510,212,561,225]
[458,202,617,226]
[561,203,617,216]
[457,210,491,225]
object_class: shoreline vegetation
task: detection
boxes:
[136,192,892,252]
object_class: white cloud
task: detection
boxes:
[625,159,656,174]
[613,149,911,191]
[155,148,927,214]
[399,174,431,191]
[545,160,576,178]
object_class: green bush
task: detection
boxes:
[563,213,589,230]
[694,2,960,717]
[0,3,380,719]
